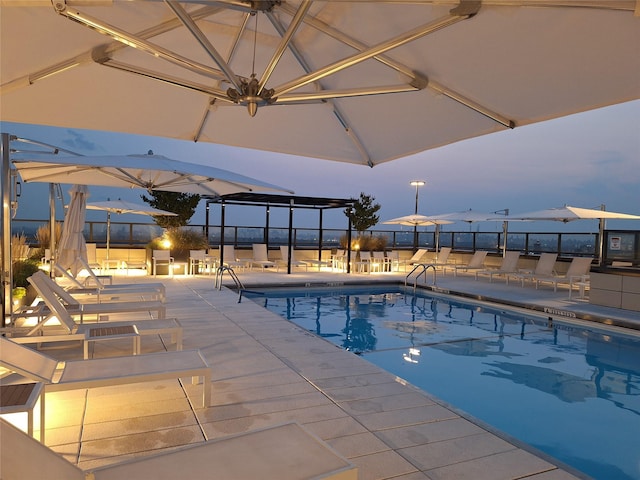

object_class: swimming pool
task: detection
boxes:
[245,285,640,480]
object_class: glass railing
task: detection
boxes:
[12,219,637,266]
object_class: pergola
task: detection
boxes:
[205,193,355,274]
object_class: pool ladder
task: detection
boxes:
[405,263,437,292]
[214,266,245,295]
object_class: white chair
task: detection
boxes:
[152,249,174,277]
[0,336,211,408]
[277,246,308,271]
[27,270,166,327]
[331,249,347,271]
[222,245,248,270]
[371,252,389,272]
[506,253,558,287]
[443,250,488,276]
[40,248,52,266]
[475,251,521,282]
[250,244,276,271]
[533,256,592,293]
[189,249,212,275]
[85,243,102,271]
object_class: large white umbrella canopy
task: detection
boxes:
[1,1,638,166]
[429,209,505,224]
[499,205,640,263]
[12,153,293,196]
[86,199,178,261]
[502,206,640,223]
[57,184,89,276]
[382,214,453,227]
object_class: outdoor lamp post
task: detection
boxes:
[410,180,425,251]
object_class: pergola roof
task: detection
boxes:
[205,193,356,210]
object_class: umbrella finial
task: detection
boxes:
[147,150,153,155]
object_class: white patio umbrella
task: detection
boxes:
[56,184,89,276]
[1,2,638,166]
[500,205,640,264]
[12,153,293,196]
[383,214,453,252]
[86,199,178,261]
[430,209,511,255]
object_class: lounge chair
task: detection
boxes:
[475,251,521,282]
[27,271,166,325]
[85,243,102,272]
[16,273,182,358]
[221,245,248,271]
[506,252,558,287]
[277,245,309,271]
[442,250,488,276]
[533,256,592,292]
[395,248,428,272]
[0,336,211,408]
[250,243,276,271]
[55,261,166,302]
[0,419,357,480]
[354,251,375,273]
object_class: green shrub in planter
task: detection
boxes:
[12,259,41,288]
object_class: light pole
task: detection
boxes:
[410,180,425,251]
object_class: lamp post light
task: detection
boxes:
[410,180,425,251]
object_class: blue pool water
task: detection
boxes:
[245,286,640,480]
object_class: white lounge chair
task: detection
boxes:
[394,248,428,272]
[250,243,276,271]
[0,336,211,408]
[533,256,592,292]
[221,245,248,270]
[506,252,558,287]
[28,271,166,325]
[442,250,488,276]
[475,251,521,282]
[0,419,357,480]
[85,243,102,272]
[17,272,182,359]
[277,246,309,271]
[56,261,166,302]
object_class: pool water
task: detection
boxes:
[246,286,640,480]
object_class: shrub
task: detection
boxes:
[12,259,40,288]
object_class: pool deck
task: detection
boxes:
[14,267,640,479]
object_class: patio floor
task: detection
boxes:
[10,266,639,479]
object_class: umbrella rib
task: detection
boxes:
[265,10,373,166]
[257,0,312,95]
[165,1,244,92]
[278,2,511,128]
[272,11,467,97]
[54,3,228,82]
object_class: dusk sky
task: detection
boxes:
[3,99,639,234]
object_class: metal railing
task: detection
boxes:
[10,218,639,266]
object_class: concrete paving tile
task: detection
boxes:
[208,378,318,406]
[423,448,559,480]
[211,368,305,392]
[45,424,83,448]
[374,417,486,449]
[398,432,516,471]
[326,431,391,458]
[78,425,205,463]
[355,404,459,431]
[349,450,419,480]
[523,469,584,479]
[198,391,333,422]
[329,383,430,404]
[201,403,350,439]
[386,473,431,480]
[82,410,199,441]
[302,416,369,441]
[339,391,435,416]
[84,397,193,424]
[312,371,399,389]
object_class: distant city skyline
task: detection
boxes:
[3,99,639,234]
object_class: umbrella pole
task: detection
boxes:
[106,211,111,261]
